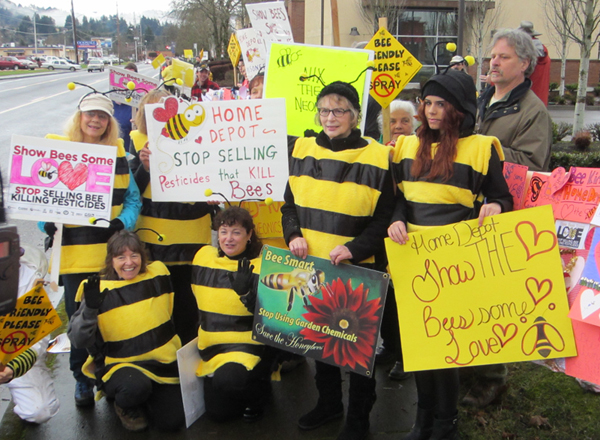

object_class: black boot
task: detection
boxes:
[429,414,458,440]
[403,407,435,440]
[298,362,344,430]
[336,372,376,440]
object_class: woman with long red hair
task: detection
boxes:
[388,70,513,440]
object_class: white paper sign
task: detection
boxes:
[176,337,205,428]
[6,135,116,226]
[108,66,160,107]
[246,1,294,43]
[146,96,288,203]
[237,28,268,82]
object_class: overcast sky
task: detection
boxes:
[25,0,171,18]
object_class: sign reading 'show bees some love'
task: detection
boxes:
[145,97,288,202]
[385,205,577,372]
[6,135,117,226]
[254,246,389,377]
[245,1,294,43]
[109,66,160,108]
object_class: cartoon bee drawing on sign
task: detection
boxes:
[262,268,325,312]
[153,96,206,141]
[521,316,565,358]
[277,48,302,68]
[37,160,58,183]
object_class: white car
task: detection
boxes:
[87,59,105,72]
[42,59,81,71]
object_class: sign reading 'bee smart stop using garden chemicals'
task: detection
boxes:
[145,97,288,202]
[254,246,389,377]
[365,27,422,108]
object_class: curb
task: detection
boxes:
[0,71,68,81]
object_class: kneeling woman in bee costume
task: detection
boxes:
[281,81,394,440]
[191,207,279,422]
[68,231,184,432]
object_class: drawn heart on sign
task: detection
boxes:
[515,221,557,261]
[195,136,203,144]
[525,277,553,305]
[579,289,600,319]
[492,323,518,348]
[58,162,88,191]
[549,167,571,195]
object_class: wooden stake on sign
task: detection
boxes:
[331,0,340,47]
[49,224,63,292]
[379,17,391,145]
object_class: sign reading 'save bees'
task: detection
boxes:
[145,97,288,202]
[7,135,116,226]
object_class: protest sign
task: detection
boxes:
[237,28,268,82]
[364,27,421,108]
[264,42,372,136]
[569,227,600,326]
[254,246,388,376]
[565,319,600,385]
[522,167,600,223]
[246,1,294,43]
[385,205,577,372]
[6,135,116,226]
[227,33,241,67]
[503,162,529,210]
[172,58,195,88]
[152,53,166,70]
[145,97,288,202]
[0,284,62,365]
[177,337,205,428]
[184,49,193,59]
[108,66,160,107]
[556,220,589,250]
[240,200,284,239]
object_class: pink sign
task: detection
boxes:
[503,161,529,210]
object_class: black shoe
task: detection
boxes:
[298,402,344,430]
[74,380,94,407]
[389,361,412,381]
[375,346,396,365]
[243,404,264,423]
[114,402,148,432]
[429,414,458,440]
[404,407,435,440]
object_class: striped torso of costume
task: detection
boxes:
[391,134,504,233]
[289,137,392,263]
[131,131,212,264]
[45,134,130,274]
[191,246,263,377]
[76,261,181,384]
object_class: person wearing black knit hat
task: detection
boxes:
[387,70,513,440]
[281,82,394,440]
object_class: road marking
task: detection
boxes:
[0,76,105,94]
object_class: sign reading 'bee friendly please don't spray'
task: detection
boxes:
[254,246,389,377]
[145,97,288,202]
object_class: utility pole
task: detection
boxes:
[33,14,38,58]
[70,0,79,63]
[116,2,121,62]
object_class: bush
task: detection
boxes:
[586,123,600,141]
[549,82,559,92]
[587,94,596,106]
[566,83,579,93]
[552,121,573,143]
[557,96,566,105]
[550,151,600,169]
[594,85,600,96]
[573,130,592,151]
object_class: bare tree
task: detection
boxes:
[357,0,407,34]
[464,0,503,93]
[546,0,573,97]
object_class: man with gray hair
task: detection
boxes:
[476,28,552,172]
[466,28,552,408]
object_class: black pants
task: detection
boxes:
[380,283,401,356]
[104,367,185,431]
[414,368,459,419]
[169,264,199,345]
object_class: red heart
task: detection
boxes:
[58,162,88,191]
[525,277,553,306]
[195,136,203,144]
[515,221,557,261]
[492,323,518,348]
[549,167,571,194]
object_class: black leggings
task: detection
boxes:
[104,367,185,431]
[414,368,459,419]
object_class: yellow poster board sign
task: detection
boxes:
[365,27,422,109]
[385,205,576,372]
[264,42,372,137]
[152,53,166,70]
[228,33,241,67]
[172,58,195,88]
[184,49,193,59]
[0,284,62,365]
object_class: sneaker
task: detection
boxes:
[114,402,148,431]
[462,381,508,408]
[389,361,412,381]
[74,381,95,407]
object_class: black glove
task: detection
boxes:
[83,275,108,309]
[43,222,57,252]
[240,289,257,314]
[108,218,124,232]
[227,258,255,297]
[303,129,319,137]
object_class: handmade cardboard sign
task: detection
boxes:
[246,1,294,43]
[503,162,529,210]
[108,66,160,107]
[145,96,288,202]
[237,28,268,82]
[569,227,600,326]
[152,53,166,70]
[565,320,600,385]
[264,42,372,136]
[240,200,284,239]
[0,284,62,365]
[254,246,389,377]
[364,27,421,108]
[6,135,116,226]
[385,205,577,371]
[227,33,241,67]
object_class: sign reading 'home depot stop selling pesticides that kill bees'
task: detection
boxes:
[365,27,422,108]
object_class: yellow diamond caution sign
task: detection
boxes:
[228,33,241,67]
[365,27,422,108]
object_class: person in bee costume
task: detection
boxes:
[39,93,141,408]
[191,207,279,423]
[129,88,215,345]
[67,231,184,432]
[281,81,394,440]
[387,69,513,440]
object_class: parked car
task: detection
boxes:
[16,57,36,69]
[0,56,30,70]
[60,57,78,65]
[41,59,81,71]
[87,59,105,72]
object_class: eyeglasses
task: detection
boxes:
[317,108,351,118]
[83,110,109,120]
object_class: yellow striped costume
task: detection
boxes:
[76,261,181,384]
[131,130,212,264]
[45,134,130,274]
[191,246,263,377]
[288,136,392,263]
[391,134,505,232]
